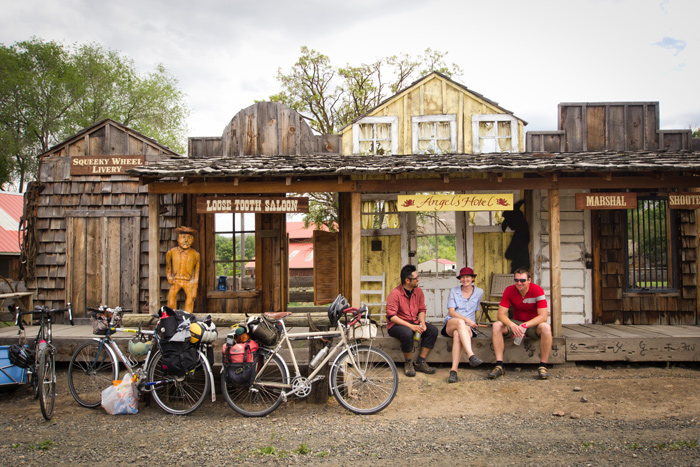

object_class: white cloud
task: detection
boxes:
[1,0,699,139]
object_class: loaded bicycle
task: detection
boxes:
[67,306,216,415]
[221,294,399,417]
[9,303,74,420]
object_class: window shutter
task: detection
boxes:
[313,230,339,305]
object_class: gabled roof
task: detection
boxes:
[39,118,181,158]
[341,71,527,131]
[0,192,23,255]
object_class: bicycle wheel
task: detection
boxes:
[148,350,210,415]
[68,340,118,408]
[38,347,56,420]
[329,344,398,415]
[221,349,289,417]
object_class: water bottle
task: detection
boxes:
[413,331,421,342]
[309,345,330,369]
[513,323,527,345]
[218,276,227,291]
[38,340,47,352]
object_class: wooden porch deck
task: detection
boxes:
[1,323,698,365]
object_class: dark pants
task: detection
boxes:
[388,322,438,354]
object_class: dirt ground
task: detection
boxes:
[0,361,699,466]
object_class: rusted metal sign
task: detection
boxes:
[668,192,700,209]
[575,192,637,210]
[196,197,309,214]
[397,194,513,212]
[71,155,145,175]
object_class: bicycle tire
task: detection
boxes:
[329,344,398,415]
[221,349,289,417]
[38,347,56,420]
[147,350,210,415]
[68,340,118,408]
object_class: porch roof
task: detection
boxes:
[129,150,700,179]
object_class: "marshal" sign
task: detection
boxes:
[575,192,637,210]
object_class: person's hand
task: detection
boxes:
[412,323,423,333]
[511,322,525,338]
[465,319,476,329]
[418,322,427,332]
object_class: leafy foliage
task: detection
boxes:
[0,37,190,191]
[271,46,463,135]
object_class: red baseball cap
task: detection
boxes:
[457,267,476,278]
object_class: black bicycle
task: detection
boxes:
[11,304,74,420]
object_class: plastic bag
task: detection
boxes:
[101,374,138,415]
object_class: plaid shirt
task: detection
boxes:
[386,284,426,330]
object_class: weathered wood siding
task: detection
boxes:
[220,101,340,158]
[341,73,525,155]
[528,102,693,152]
[595,207,697,324]
[29,120,182,318]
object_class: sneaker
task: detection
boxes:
[469,355,483,367]
[537,366,550,380]
[404,361,416,377]
[488,365,505,379]
[448,370,459,383]
[414,361,437,374]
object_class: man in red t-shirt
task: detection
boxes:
[487,267,552,380]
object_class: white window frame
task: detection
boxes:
[411,114,457,154]
[352,116,399,155]
[471,114,519,154]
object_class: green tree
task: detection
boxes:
[274,47,462,228]
[271,47,463,135]
[0,37,190,191]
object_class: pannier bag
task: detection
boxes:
[157,307,200,376]
[91,308,121,335]
[246,315,281,347]
[8,344,34,369]
[159,341,200,376]
[223,337,259,386]
[157,306,196,342]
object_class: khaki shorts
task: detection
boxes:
[504,320,539,339]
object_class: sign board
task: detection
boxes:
[397,194,513,212]
[668,192,700,209]
[71,155,145,176]
[575,192,637,210]
[196,197,309,214]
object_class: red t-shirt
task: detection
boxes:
[499,283,547,322]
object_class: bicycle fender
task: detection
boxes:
[198,348,216,402]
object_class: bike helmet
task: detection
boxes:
[128,338,152,357]
[8,344,34,369]
[327,294,349,327]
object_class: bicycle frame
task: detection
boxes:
[255,319,365,398]
[86,325,216,402]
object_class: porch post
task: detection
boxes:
[548,189,562,337]
[350,192,362,308]
[148,193,160,314]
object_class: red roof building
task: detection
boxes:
[0,192,24,279]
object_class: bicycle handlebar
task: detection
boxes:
[11,303,74,329]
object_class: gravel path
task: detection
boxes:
[1,362,699,466]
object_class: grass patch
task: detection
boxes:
[30,440,55,451]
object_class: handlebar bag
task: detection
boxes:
[246,316,281,347]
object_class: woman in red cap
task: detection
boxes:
[441,267,484,383]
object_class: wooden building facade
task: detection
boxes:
[22,75,700,332]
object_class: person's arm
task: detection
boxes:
[417,288,427,332]
[390,315,422,332]
[387,289,423,333]
[448,307,476,327]
[522,305,548,329]
[497,305,521,336]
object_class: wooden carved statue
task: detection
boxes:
[502,200,530,273]
[166,226,200,313]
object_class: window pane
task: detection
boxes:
[498,137,512,152]
[418,122,433,138]
[480,121,495,136]
[497,121,511,137]
[626,198,672,291]
[436,121,451,138]
[418,140,434,153]
[437,139,451,153]
[359,141,373,154]
[480,138,497,153]
[376,123,391,140]
[359,124,373,140]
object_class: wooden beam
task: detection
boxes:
[350,192,362,308]
[548,189,562,337]
[148,194,160,314]
[149,179,358,194]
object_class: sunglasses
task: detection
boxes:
[514,278,528,283]
[409,275,419,281]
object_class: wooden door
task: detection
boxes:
[67,211,140,317]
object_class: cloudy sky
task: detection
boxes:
[1,0,698,142]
